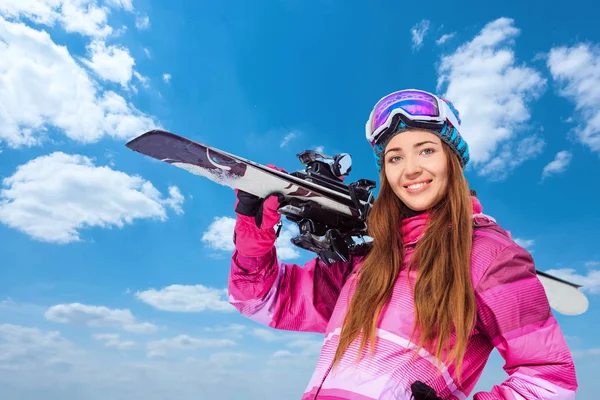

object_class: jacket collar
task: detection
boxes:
[401,196,496,246]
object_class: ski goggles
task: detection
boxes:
[365,89,462,146]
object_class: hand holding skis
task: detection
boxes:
[233,164,286,257]
[234,165,286,230]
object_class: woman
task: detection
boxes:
[228,89,578,399]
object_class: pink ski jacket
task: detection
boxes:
[228,200,578,399]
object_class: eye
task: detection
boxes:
[421,148,435,155]
[387,155,403,163]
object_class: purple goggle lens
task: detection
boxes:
[370,90,441,134]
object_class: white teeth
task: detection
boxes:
[407,182,428,189]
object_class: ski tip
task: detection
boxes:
[537,272,589,316]
[125,129,180,150]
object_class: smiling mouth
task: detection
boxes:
[404,180,432,190]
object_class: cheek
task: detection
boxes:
[384,166,401,187]
[434,164,449,191]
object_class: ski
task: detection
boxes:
[125,129,589,316]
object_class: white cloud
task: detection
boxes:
[571,348,600,358]
[202,216,236,251]
[147,335,236,358]
[207,351,253,367]
[82,39,136,87]
[0,298,15,308]
[135,14,150,30]
[201,216,300,260]
[163,73,171,83]
[45,303,157,333]
[0,17,158,148]
[477,135,545,180]
[105,0,133,11]
[135,284,234,312]
[0,324,78,369]
[92,333,135,349]
[410,19,430,50]
[2,321,595,400]
[267,337,323,366]
[0,152,184,243]
[543,268,600,294]
[271,350,294,359]
[437,18,546,178]
[542,150,572,179]
[163,186,184,215]
[0,0,133,38]
[436,32,455,45]
[287,339,323,356]
[275,224,301,259]
[514,238,534,249]
[203,324,247,339]
[252,328,281,342]
[280,132,298,148]
[547,43,600,153]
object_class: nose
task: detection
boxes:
[404,154,422,177]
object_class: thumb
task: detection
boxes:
[263,193,284,213]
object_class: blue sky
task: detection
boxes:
[1,0,599,398]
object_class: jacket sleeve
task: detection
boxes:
[473,244,578,400]
[227,216,355,334]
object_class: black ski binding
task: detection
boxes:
[277,149,376,266]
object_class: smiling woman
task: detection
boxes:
[228,88,578,400]
[382,131,451,212]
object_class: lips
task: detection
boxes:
[404,180,432,190]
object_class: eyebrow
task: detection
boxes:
[384,140,439,156]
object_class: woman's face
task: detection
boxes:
[383,129,449,212]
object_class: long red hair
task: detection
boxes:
[332,142,476,377]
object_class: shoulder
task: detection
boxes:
[470,215,536,292]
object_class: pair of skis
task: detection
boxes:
[125,129,589,316]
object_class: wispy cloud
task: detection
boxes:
[163,73,172,83]
[585,261,600,268]
[437,18,546,179]
[0,323,79,370]
[547,43,600,154]
[542,150,572,179]
[45,303,157,333]
[436,32,455,45]
[0,152,183,243]
[135,14,150,30]
[478,135,545,181]
[203,324,247,339]
[411,20,430,50]
[252,328,281,342]
[0,0,133,38]
[514,238,535,250]
[280,132,298,148]
[571,348,600,358]
[147,335,236,358]
[92,333,136,349]
[543,268,600,294]
[267,337,323,366]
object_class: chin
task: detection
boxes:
[399,194,439,212]
[404,202,430,212]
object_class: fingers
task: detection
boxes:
[266,163,287,173]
